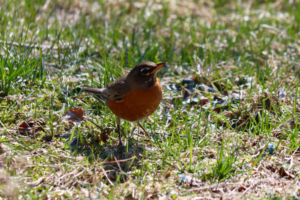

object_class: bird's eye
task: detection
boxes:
[140,68,151,76]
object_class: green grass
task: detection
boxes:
[1,0,300,199]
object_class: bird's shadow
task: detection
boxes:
[69,135,147,182]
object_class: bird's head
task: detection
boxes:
[126,61,167,89]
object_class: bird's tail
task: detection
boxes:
[81,87,108,101]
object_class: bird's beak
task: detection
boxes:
[152,62,167,73]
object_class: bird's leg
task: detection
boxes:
[138,122,150,137]
[116,117,123,146]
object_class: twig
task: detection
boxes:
[101,167,114,186]
[114,156,128,183]
[104,156,136,164]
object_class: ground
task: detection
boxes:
[1,0,300,199]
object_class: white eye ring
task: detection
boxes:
[141,68,150,76]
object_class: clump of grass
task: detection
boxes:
[205,141,238,182]
[0,46,43,96]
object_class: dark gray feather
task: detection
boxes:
[82,75,131,102]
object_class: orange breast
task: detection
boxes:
[106,80,163,122]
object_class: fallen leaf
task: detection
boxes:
[238,186,247,192]
[199,96,209,105]
[278,167,295,179]
[63,108,85,121]
[251,140,258,147]
[17,118,46,135]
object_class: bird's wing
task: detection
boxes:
[82,75,131,102]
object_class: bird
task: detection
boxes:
[82,61,167,146]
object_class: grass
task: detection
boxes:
[1,0,300,199]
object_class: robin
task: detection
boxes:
[82,61,167,146]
